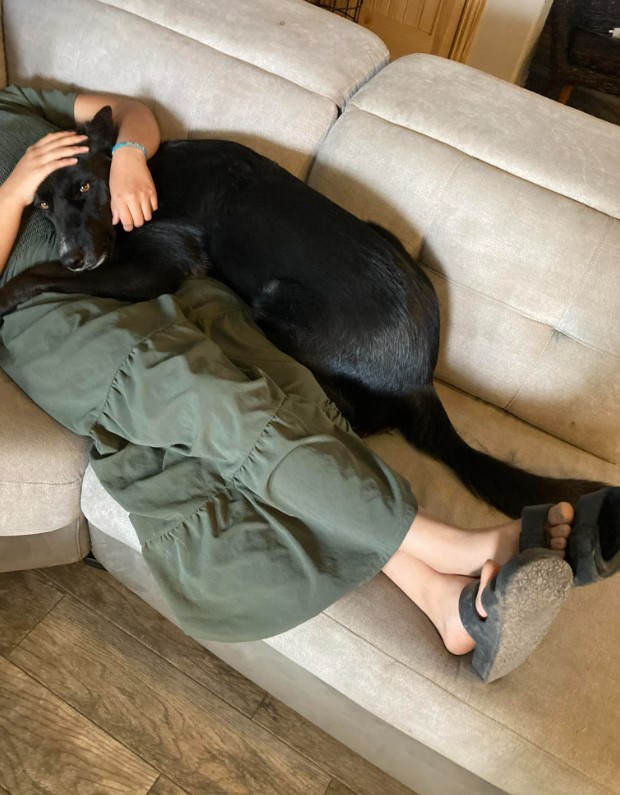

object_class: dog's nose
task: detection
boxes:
[63,249,86,271]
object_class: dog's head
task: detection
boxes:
[35,106,118,271]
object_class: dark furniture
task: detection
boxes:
[550,0,620,102]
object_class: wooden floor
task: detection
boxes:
[0,563,415,795]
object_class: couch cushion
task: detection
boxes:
[0,369,90,536]
[349,53,620,219]
[2,0,387,179]
[308,55,620,464]
[96,0,389,108]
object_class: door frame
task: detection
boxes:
[450,0,487,63]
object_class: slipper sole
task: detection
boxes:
[465,551,573,682]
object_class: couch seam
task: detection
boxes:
[94,0,347,110]
[424,266,620,363]
[73,516,82,559]
[434,377,620,467]
[505,216,616,413]
[556,215,613,335]
[0,477,83,486]
[416,155,470,260]
[348,103,620,222]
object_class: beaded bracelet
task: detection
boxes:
[111,141,148,158]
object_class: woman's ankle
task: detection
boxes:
[399,508,519,577]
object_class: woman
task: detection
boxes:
[0,85,610,682]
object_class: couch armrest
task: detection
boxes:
[0,368,90,536]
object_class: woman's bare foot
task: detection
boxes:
[383,552,501,655]
[400,502,575,578]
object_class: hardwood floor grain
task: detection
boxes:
[325,780,357,795]
[254,695,413,795]
[0,656,156,795]
[42,564,265,716]
[0,571,63,655]
[1,564,415,795]
[146,776,190,795]
[9,595,330,795]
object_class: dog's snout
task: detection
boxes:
[63,249,86,271]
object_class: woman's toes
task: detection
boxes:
[547,501,574,527]
[546,504,574,556]
[549,536,567,555]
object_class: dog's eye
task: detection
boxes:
[39,201,49,210]
[80,182,91,193]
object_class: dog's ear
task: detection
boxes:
[79,106,118,156]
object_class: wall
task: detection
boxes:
[466,0,554,83]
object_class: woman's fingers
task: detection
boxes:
[26,132,89,178]
[112,188,158,231]
[28,132,89,161]
[5,132,89,208]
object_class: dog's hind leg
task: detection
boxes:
[251,277,325,362]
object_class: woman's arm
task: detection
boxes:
[0,131,89,277]
[75,93,161,232]
[0,91,161,278]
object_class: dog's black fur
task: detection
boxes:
[0,107,606,517]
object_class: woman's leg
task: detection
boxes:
[383,549,500,654]
[397,502,574,577]
[382,502,576,656]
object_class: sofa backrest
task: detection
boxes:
[308,55,620,465]
[1,0,387,179]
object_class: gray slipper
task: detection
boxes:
[459,549,573,683]
[520,487,620,587]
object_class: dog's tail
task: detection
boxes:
[397,386,607,518]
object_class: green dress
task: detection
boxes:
[0,86,417,642]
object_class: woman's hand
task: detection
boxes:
[2,131,89,208]
[109,146,158,231]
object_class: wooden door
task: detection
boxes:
[359,0,469,60]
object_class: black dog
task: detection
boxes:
[0,107,604,517]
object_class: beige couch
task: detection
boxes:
[2,1,620,793]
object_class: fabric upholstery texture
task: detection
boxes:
[0,368,90,535]
[309,60,620,463]
[0,517,89,571]
[1,0,386,179]
[349,53,620,219]
[92,0,389,107]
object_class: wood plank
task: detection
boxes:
[419,0,441,35]
[402,0,424,28]
[360,0,466,59]
[326,780,357,795]
[0,570,63,655]
[9,596,331,795]
[42,563,265,716]
[254,695,415,795]
[388,0,409,25]
[0,655,156,795]
[147,776,190,795]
